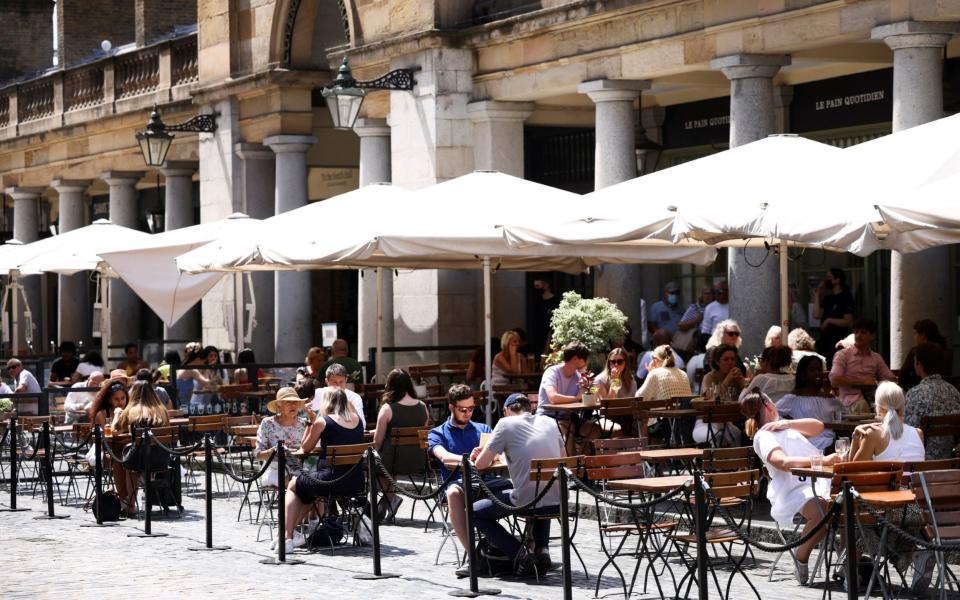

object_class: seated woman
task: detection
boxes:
[636,344,693,440]
[112,381,170,516]
[255,388,308,487]
[296,346,326,385]
[850,381,925,462]
[374,368,430,518]
[788,328,826,371]
[281,387,364,552]
[741,346,794,404]
[701,343,746,401]
[765,325,783,348]
[88,377,129,430]
[741,390,837,584]
[491,330,527,386]
[775,355,843,451]
[593,348,635,436]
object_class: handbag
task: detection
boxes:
[122,440,171,472]
[91,490,123,521]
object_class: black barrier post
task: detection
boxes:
[34,421,68,520]
[355,449,399,580]
[843,482,858,600]
[0,416,28,512]
[261,441,302,565]
[558,466,573,600]
[129,430,168,538]
[449,455,500,597]
[693,470,709,600]
[81,424,115,527]
[189,434,230,551]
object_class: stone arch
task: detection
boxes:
[269,0,354,69]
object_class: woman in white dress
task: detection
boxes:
[741,390,838,585]
[850,381,925,462]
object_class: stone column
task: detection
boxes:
[389,48,476,361]
[353,118,394,365]
[873,21,959,366]
[101,170,144,358]
[51,179,91,345]
[263,134,317,362]
[468,100,534,338]
[711,54,790,355]
[6,186,44,352]
[235,143,276,362]
[578,80,649,338]
[160,161,199,342]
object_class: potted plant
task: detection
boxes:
[544,291,628,373]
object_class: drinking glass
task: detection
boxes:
[810,452,824,471]
[835,437,850,462]
[610,378,622,395]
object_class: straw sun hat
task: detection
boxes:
[267,387,305,414]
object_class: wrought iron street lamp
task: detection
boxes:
[136,107,218,167]
[321,57,416,130]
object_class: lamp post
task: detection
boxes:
[321,57,416,130]
[135,107,218,167]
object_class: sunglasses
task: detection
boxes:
[724,330,741,337]
[609,359,625,365]
[453,406,474,414]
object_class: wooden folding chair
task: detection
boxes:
[911,469,960,599]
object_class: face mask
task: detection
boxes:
[667,294,678,305]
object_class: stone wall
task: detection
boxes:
[0,0,54,81]
[57,0,135,67]
[135,0,197,47]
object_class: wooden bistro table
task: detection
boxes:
[543,402,598,450]
[638,448,703,476]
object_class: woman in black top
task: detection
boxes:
[281,387,363,551]
[813,268,854,367]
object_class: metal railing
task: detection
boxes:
[0,30,198,139]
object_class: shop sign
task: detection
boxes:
[663,97,730,148]
[791,68,892,132]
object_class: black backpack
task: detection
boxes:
[308,517,344,548]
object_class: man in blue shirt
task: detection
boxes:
[427,383,495,558]
[648,281,685,335]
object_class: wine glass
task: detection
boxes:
[835,437,850,463]
[609,378,622,396]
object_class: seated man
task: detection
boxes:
[427,384,494,558]
[309,363,366,429]
[829,318,896,414]
[49,341,79,384]
[471,393,565,577]
[64,370,105,424]
[905,343,960,459]
[538,341,603,454]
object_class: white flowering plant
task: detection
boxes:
[544,291,628,368]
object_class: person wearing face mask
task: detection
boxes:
[813,268,854,367]
[648,282,685,336]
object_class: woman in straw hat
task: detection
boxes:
[255,387,308,485]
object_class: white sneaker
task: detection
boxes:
[271,531,306,552]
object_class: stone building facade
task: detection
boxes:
[0,0,958,369]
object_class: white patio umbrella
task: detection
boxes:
[179,172,716,423]
[100,213,263,351]
[14,219,152,357]
[504,135,861,337]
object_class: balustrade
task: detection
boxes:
[18,79,54,123]
[64,65,105,112]
[115,49,160,99]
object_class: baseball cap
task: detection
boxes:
[503,393,528,409]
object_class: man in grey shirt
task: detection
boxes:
[471,393,565,577]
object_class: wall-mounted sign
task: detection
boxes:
[791,68,892,132]
[308,167,359,201]
[663,96,730,148]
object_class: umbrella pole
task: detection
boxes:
[779,242,789,334]
[10,270,18,356]
[234,272,244,356]
[102,270,111,360]
[376,267,383,384]
[483,257,492,427]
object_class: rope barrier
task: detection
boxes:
[703,481,843,553]
[568,468,690,510]
[146,432,202,456]
[296,455,368,488]
[100,435,145,468]
[372,453,463,501]
[471,469,558,513]
[214,448,276,484]
[854,491,960,552]
[52,430,93,453]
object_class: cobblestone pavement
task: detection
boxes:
[2,477,842,600]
